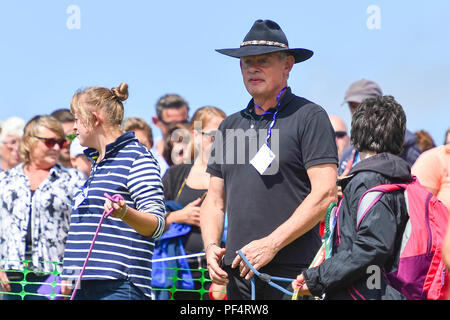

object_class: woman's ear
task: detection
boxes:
[91,111,102,127]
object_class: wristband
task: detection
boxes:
[119,205,128,219]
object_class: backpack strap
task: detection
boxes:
[356,184,404,231]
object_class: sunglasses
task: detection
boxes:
[34,136,69,149]
[159,119,189,126]
[335,131,348,139]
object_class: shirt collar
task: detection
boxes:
[243,86,294,118]
[84,131,137,161]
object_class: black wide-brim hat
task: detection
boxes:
[216,19,313,64]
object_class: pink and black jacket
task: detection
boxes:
[303,153,411,300]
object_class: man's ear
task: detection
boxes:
[285,55,295,72]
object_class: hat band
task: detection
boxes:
[240,40,288,49]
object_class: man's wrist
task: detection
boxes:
[205,242,218,252]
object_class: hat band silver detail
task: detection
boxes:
[240,40,288,49]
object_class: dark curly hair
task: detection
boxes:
[350,95,406,155]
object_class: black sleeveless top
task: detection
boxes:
[162,164,207,254]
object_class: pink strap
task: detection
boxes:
[70,193,124,300]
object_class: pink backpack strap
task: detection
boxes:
[356,184,404,231]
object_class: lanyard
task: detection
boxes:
[254,87,287,147]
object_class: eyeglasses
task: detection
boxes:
[34,136,69,149]
[335,131,348,139]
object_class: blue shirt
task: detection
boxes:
[61,132,166,298]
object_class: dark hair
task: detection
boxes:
[350,95,406,155]
[155,94,189,120]
[51,108,75,123]
[162,122,190,166]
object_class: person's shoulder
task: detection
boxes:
[413,145,449,169]
[122,139,157,163]
[343,170,383,200]
[422,145,449,157]
[219,109,246,129]
[288,94,328,118]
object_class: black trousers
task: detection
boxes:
[223,263,307,300]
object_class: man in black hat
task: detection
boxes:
[200,20,338,299]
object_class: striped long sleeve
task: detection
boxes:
[61,132,166,298]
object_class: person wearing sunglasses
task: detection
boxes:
[60,83,166,300]
[51,108,76,168]
[156,106,226,300]
[329,115,350,160]
[0,115,84,299]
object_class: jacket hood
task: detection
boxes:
[348,152,411,182]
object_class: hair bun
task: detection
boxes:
[111,82,129,101]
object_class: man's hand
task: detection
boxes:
[206,244,228,286]
[231,236,277,280]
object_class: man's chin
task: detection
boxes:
[59,154,71,164]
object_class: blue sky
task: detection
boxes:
[1,1,449,144]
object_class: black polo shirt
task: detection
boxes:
[207,87,338,266]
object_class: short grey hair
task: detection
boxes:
[0,116,26,144]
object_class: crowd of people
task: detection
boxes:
[0,19,449,300]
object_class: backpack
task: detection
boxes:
[356,176,449,300]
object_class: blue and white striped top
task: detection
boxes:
[61,132,166,298]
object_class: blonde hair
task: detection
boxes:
[188,106,226,161]
[70,82,129,130]
[20,115,65,165]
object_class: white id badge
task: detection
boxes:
[72,187,87,210]
[250,143,276,175]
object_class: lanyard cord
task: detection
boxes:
[253,87,288,147]
[70,192,124,300]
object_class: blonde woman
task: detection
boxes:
[0,115,84,299]
[156,106,226,300]
[61,83,166,300]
